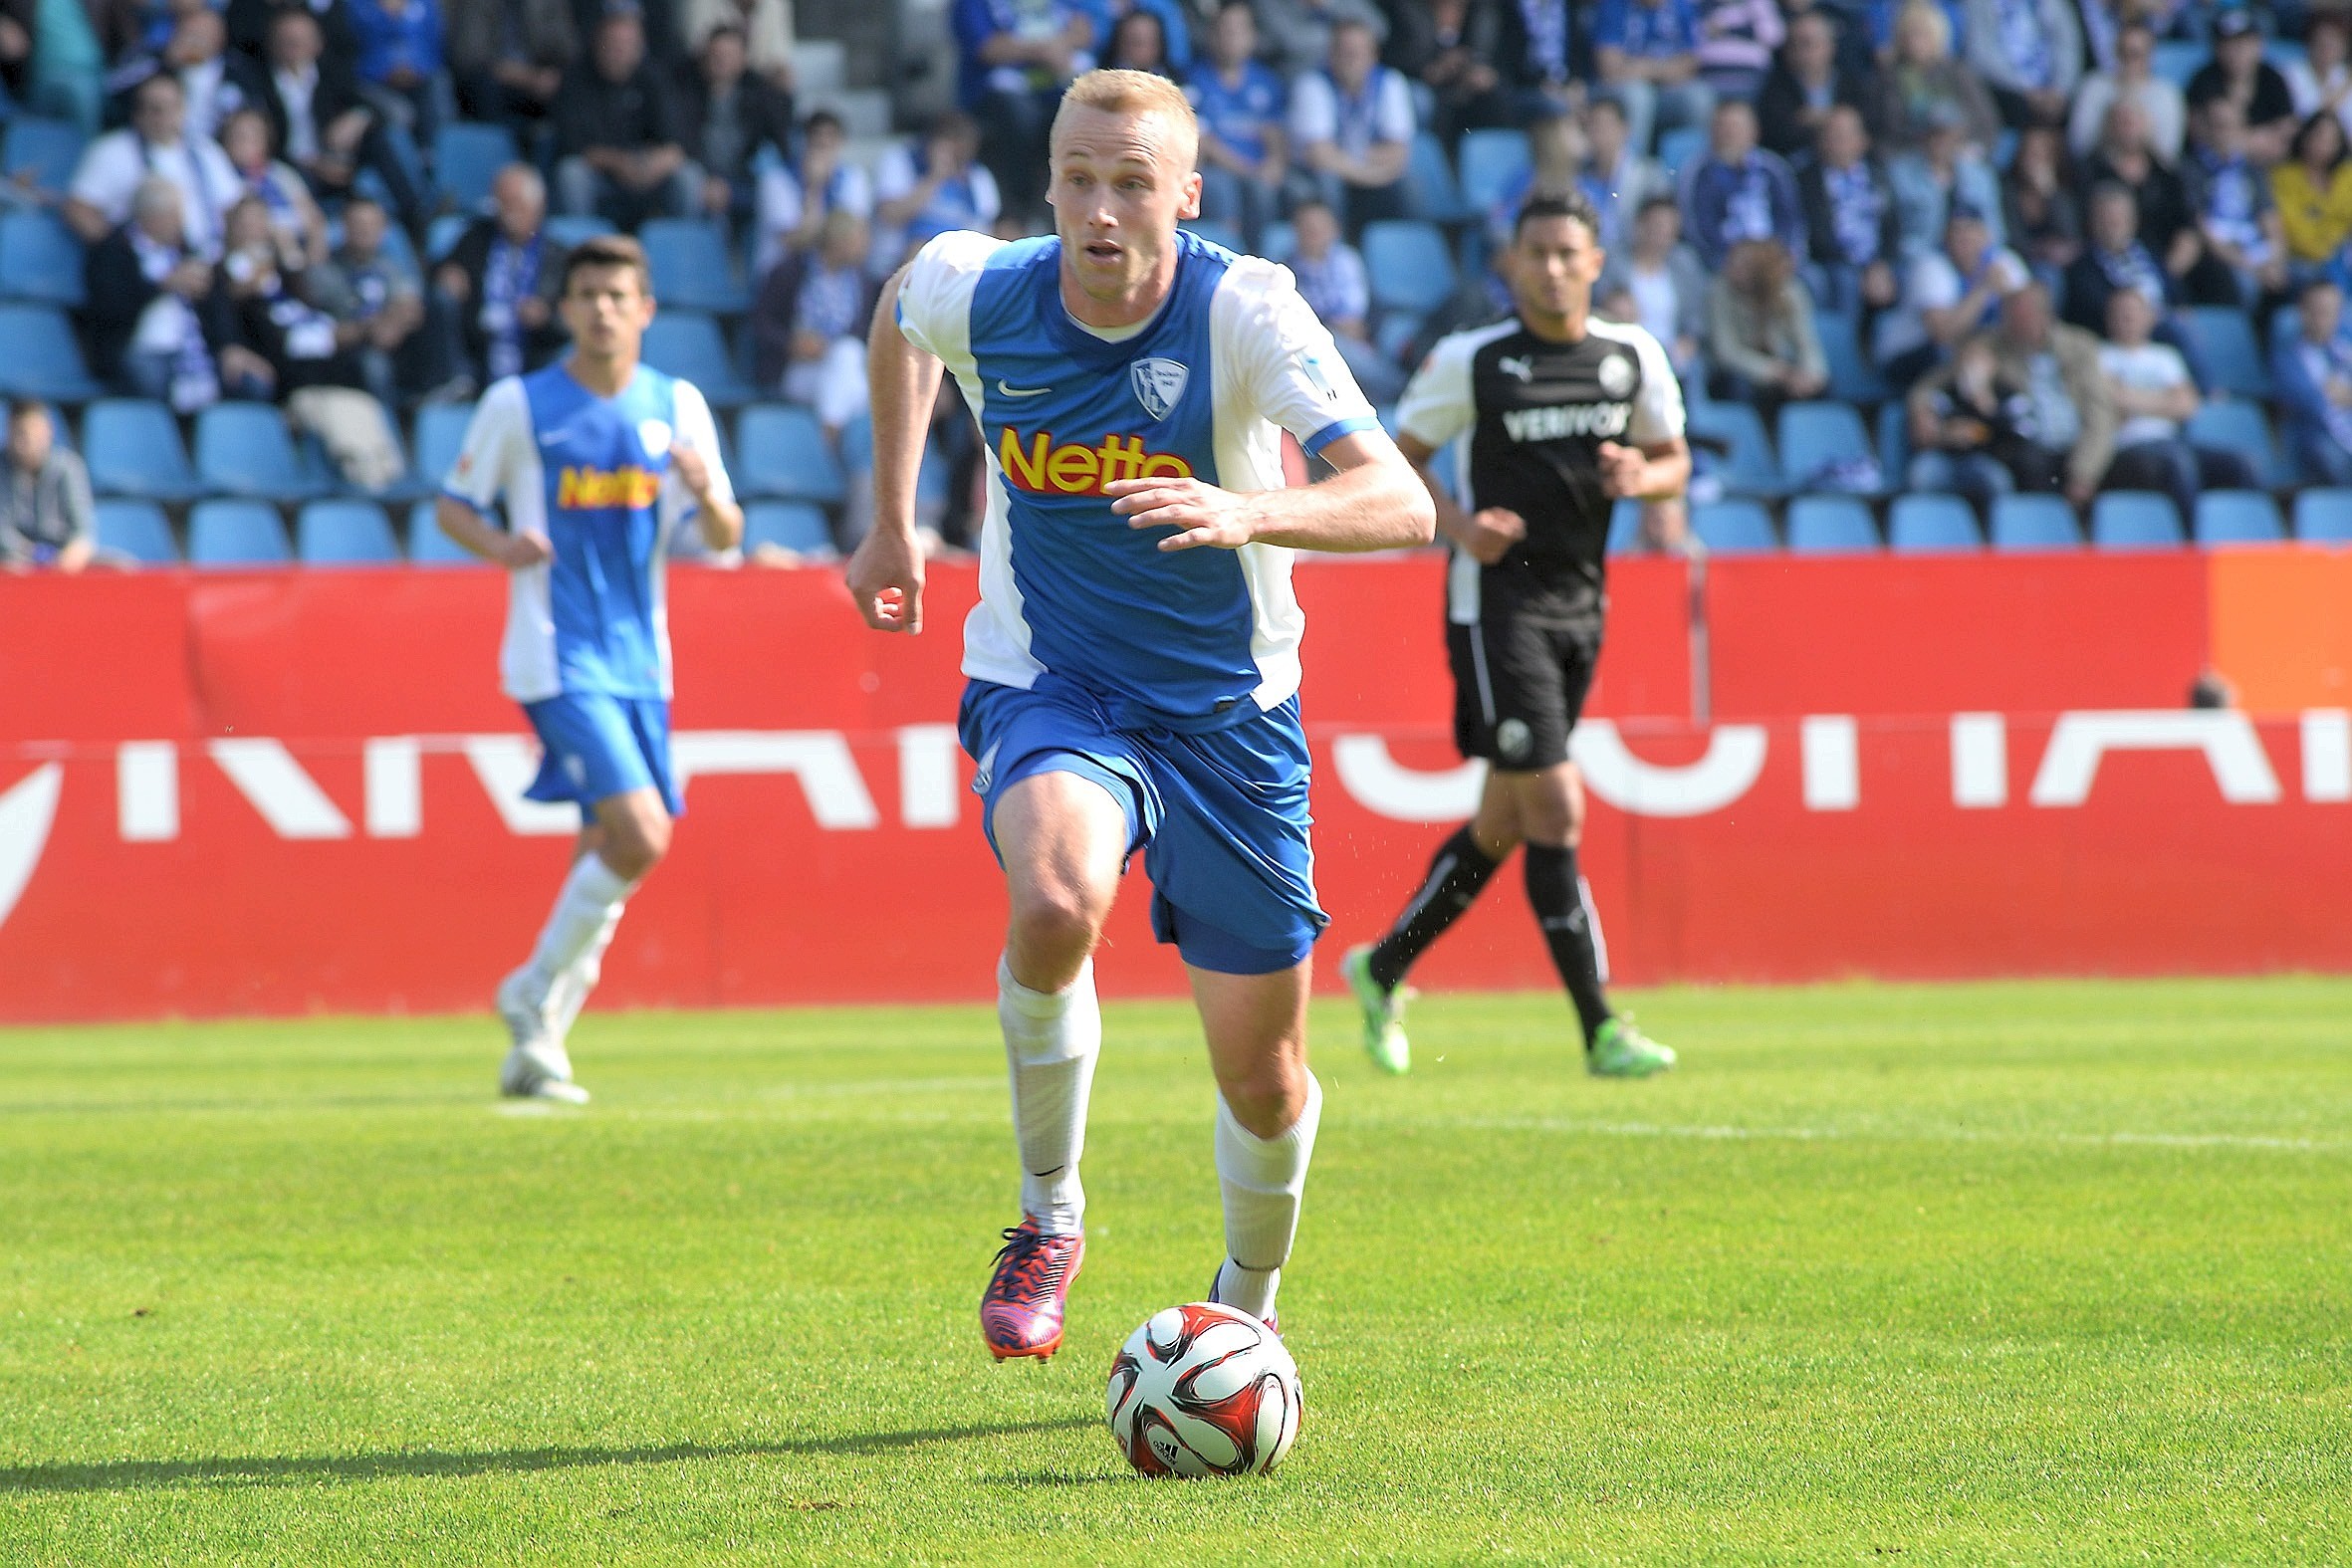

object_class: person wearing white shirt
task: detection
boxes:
[2066,21,2185,163]
[1874,203,2026,387]
[64,74,239,259]
[753,110,876,277]
[1288,17,1414,235]
[2283,13,2352,141]
[2095,286,2255,519]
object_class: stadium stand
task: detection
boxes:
[406,501,480,565]
[1785,495,1881,554]
[188,500,293,567]
[2295,491,2352,544]
[298,501,404,565]
[642,219,752,316]
[84,400,201,502]
[195,405,330,503]
[1,116,84,195]
[1888,493,1984,554]
[0,306,102,401]
[1361,221,1458,317]
[1692,499,1778,555]
[0,211,88,307]
[2193,491,2285,547]
[1991,494,2083,552]
[737,404,846,505]
[642,316,758,408]
[2091,492,2187,551]
[93,499,179,564]
[1776,402,1880,496]
[745,500,838,558]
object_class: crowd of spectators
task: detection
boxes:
[1,0,2347,570]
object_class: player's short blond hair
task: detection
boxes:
[1050,68,1199,172]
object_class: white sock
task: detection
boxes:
[546,901,623,1037]
[998,954,1101,1237]
[523,854,633,1004]
[1214,1072,1323,1320]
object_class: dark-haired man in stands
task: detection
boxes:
[254,6,429,229]
[446,0,576,129]
[2274,278,2352,487]
[2185,9,2296,166]
[553,6,699,228]
[1677,98,1806,271]
[1798,103,1900,316]
[1,401,96,574]
[676,21,793,228]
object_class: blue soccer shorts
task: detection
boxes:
[958,676,1327,976]
[522,691,685,824]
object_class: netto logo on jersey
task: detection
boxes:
[1501,403,1631,442]
[556,465,661,509]
[998,429,1194,496]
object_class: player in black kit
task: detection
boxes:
[1341,193,1690,1078]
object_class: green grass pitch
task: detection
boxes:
[3,979,2349,1564]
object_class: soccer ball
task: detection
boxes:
[1105,1301,1301,1477]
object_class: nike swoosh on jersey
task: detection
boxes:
[997,381,1052,397]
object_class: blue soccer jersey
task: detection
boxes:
[896,229,1381,728]
[442,362,734,702]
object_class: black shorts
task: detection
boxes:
[1448,611,1600,771]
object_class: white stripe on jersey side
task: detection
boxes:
[1435,318,1518,630]
[1578,874,1610,985]
[956,366,1048,692]
[502,408,559,704]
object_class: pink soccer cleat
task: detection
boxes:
[981,1218,1084,1362]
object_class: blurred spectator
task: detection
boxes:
[83,176,255,409]
[1693,0,1784,105]
[1188,1,1288,252]
[1706,236,1825,418]
[677,23,793,225]
[1104,8,1170,75]
[226,0,355,62]
[764,208,873,434]
[0,401,95,574]
[1905,331,2064,500]
[1286,196,1403,400]
[2275,112,2352,281]
[432,163,569,393]
[1798,104,1901,315]
[255,7,427,231]
[1592,0,1712,158]
[1757,8,1862,158]
[219,105,326,271]
[446,0,576,127]
[2002,121,2082,274]
[347,0,445,147]
[1597,193,1708,374]
[2083,98,2222,307]
[951,0,1094,219]
[20,0,109,134]
[2067,20,2183,162]
[1961,0,2078,129]
[1380,0,1507,137]
[2273,276,2352,484]
[1676,98,1805,270]
[2183,97,2288,308]
[2282,14,2352,141]
[312,195,425,408]
[1888,101,2003,259]
[1090,0,1193,73]
[1862,0,1998,157]
[554,9,699,227]
[109,5,265,144]
[1257,0,1385,79]
[1489,0,1576,123]
[676,0,795,90]
[0,0,29,109]
[753,109,873,275]
[1289,17,1414,235]
[872,112,1001,276]
[2185,10,2295,167]
[2063,180,2175,330]
[1874,201,2024,385]
[65,73,237,255]
[2096,285,2254,518]
[1979,279,2113,505]
[1485,108,1584,259]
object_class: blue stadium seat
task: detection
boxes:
[2180,307,2271,399]
[2294,489,2352,543]
[1361,221,1458,315]
[1691,498,1777,554]
[1606,497,1644,555]
[433,122,518,212]
[735,402,844,502]
[641,218,749,314]
[2184,400,2287,489]
[411,401,474,489]
[2193,489,2283,547]
[1180,218,1242,251]
[1816,310,1888,403]
[1258,221,1295,263]
[1404,130,1468,224]
[188,499,292,566]
[1876,399,1910,478]
[0,210,85,306]
[2153,39,2207,87]
[94,499,178,563]
[1687,400,1782,496]
[1457,128,1530,212]
[406,500,482,564]
[84,399,199,500]
[194,403,329,501]
[2,117,86,195]
[545,214,616,250]
[1888,492,1982,552]
[1776,401,1881,493]
[1990,493,2081,550]
[2090,490,2184,549]
[425,212,471,261]
[640,313,756,406]
[745,499,835,556]
[1784,494,1880,553]
[297,499,401,563]
[0,304,102,400]
[1657,124,1706,171]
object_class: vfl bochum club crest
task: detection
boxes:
[1131,357,1189,420]
[638,418,673,457]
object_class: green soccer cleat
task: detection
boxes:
[1340,944,1412,1075]
[1588,1015,1676,1078]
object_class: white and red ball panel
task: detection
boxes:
[1105,1302,1302,1477]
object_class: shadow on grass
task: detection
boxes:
[0,1417,1098,1495]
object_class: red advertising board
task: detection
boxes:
[3,551,2346,1022]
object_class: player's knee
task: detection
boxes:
[1521,773,1581,847]
[600,812,671,880]
[1008,879,1107,967]
[1219,1057,1308,1137]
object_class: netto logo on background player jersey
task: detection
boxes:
[1501,403,1631,441]
[998,429,1194,496]
[556,465,661,509]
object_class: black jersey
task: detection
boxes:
[1395,315,1683,622]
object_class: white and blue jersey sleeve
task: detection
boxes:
[896,228,1382,727]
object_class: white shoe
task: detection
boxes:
[496,967,588,1102]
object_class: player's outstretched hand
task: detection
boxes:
[668,441,714,502]
[1595,442,1649,499]
[1107,476,1259,553]
[845,526,925,633]
[495,529,553,569]
[1464,507,1526,564]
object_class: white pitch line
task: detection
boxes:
[1354,1116,2347,1154]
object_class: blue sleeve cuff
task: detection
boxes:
[1302,415,1380,456]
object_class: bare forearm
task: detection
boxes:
[867,270,945,540]
[695,493,743,551]
[1243,445,1434,553]
[1625,441,1691,500]
[435,497,512,558]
